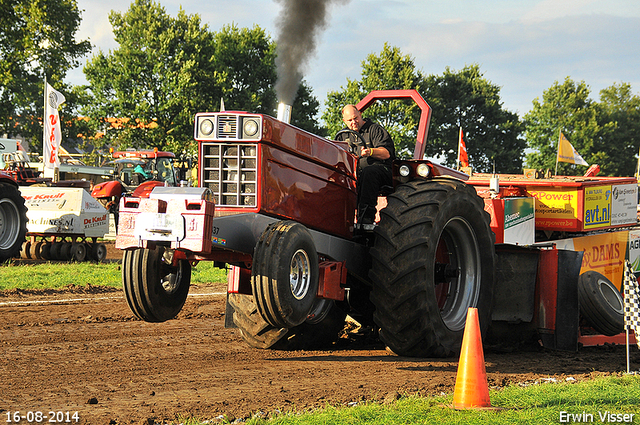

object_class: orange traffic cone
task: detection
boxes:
[452,307,496,410]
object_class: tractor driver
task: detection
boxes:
[337,104,395,229]
[134,163,152,181]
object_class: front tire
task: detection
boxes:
[252,221,319,328]
[369,179,495,357]
[122,247,191,322]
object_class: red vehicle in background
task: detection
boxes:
[91,149,177,228]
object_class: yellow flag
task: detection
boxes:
[557,132,588,166]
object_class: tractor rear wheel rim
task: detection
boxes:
[290,249,311,300]
[436,217,481,332]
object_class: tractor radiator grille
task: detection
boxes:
[216,115,238,138]
[201,142,257,207]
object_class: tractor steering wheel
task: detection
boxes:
[334,129,367,157]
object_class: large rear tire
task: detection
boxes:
[252,221,319,328]
[369,179,495,357]
[0,183,28,262]
[122,247,191,322]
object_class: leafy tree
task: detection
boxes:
[524,77,608,176]
[322,43,424,158]
[290,80,325,136]
[594,82,640,176]
[83,0,218,154]
[211,24,277,115]
[82,3,324,155]
[421,65,525,173]
[0,0,90,150]
[322,47,524,171]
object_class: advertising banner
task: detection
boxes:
[611,183,637,226]
[503,198,535,245]
[19,187,109,237]
[528,187,580,230]
[572,231,629,290]
[583,185,611,230]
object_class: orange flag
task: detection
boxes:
[458,127,469,168]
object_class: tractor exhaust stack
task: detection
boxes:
[277,102,292,124]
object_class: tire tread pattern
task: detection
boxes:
[369,179,495,357]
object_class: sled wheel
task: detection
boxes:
[0,183,28,261]
[60,242,73,261]
[578,271,624,336]
[369,179,496,357]
[40,242,51,260]
[229,293,346,350]
[122,247,191,322]
[91,243,107,262]
[20,241,32,259]
[251,221,319,328]
[30,241,43,260]
[49,242,62,260]
[71,242,87,262]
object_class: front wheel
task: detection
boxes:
[251,221,319,328]
[122,247,191,322]
[369,179,495,357]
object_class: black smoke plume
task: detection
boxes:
[273,0,348,105]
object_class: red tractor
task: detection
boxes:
[91,149,178,228]
[110,90,640,355]
[0,171,28,262]
[115,90,499,357]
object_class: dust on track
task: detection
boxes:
[1,243,638,424]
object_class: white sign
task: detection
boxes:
[611,183,637,226]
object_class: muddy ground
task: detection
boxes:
[1,243,638,425]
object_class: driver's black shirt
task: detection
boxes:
[337,118,395,171]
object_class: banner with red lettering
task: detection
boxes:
[43,83,66,169]
[457,127,468,168]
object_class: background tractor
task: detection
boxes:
[91,149,178,229]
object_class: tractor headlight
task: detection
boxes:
[199,118,214,136]
[417,163,430,178]
[399,165,411,177]
[243,118,259,137]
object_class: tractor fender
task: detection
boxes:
[132,181,165,198]
[92,180,124,199]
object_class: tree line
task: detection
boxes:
[2,0,639,176]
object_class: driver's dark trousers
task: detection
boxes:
[356,164,392,224]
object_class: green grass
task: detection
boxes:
[233,374,640,425]
[0,260,227,291]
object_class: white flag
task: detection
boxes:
[623,260,640,349]
[43,83,66,169]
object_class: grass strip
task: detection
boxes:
[233,374,640,425]
[0,260,227,291]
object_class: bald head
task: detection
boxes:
[342,104,365,131]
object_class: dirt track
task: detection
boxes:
[1,246,639,425]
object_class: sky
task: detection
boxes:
[68,0,640,118]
